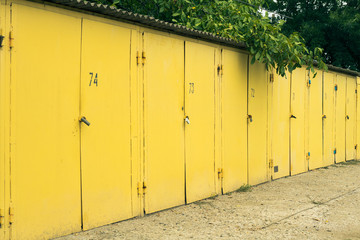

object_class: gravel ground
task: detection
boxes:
[57,161,360,240]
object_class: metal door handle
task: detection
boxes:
[346,115,350,120]
[185,116,190,125]
[290,115,296,119]
[80,117,91,126]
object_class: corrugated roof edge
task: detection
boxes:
[30,0,360,77]
[39,0,247,50]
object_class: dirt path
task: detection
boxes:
[57,161,360,240]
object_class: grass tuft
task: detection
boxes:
[235,184,252,193]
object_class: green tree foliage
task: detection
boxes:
[265,0,360,71]
[93,0,327,76]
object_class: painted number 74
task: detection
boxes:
[89,72,99,86]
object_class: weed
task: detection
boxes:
[235,184,252,193]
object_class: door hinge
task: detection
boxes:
[355,144,357,150]
[137,182,147,195]
[9,207,14,224]
[142,181,147,194]
[335,84,338,91]
[142,51,146,65]
[217,168,223,179]
[9,31,14,48]
[269,159,274,169]
[0,209,4,228]
[306,152,310,160]
[334,148,337,154]
[269,73,274,82]
[220,65,223,75]
[136,51,140,65]
[355,89,357,94]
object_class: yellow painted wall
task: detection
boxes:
[80,19,134,230]
[335,75,346,163]
[290,68,307,175]
[269,73,290,179]
[10,4,82,239]
[357,77,360,160]
[143,32,185,213]
[0,0,359,239]
[221,50,248,193]
[184,41,217,203]
[345,77,357,160]
[308,72,323,169]
[323,72,335,166]
[248,61,269,185]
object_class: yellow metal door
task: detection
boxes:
[346,77,356,161]
[10,4,82,239]
[143,33,185,213]
[308,72,323,169]
[80,19,133,230]
[290,69,307,175]
[248,61,268,185]
[184,42,216,203]
[323,72,335,166]
[221,50,248,193]
[270,73,290,179]
[335,75,346,163]
[357,78,360,160]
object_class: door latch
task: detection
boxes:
[80,116,91,126]
[185,116,190,125]
[248,115,253,122]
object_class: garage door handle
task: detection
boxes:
[185,116,190,125]
[80,117,91,126]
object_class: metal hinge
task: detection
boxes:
[9,31,14,48]
[220,65,223,75]
[142,51,146,65]
[306,152,310,160]
[335,84,338,91]
[334,148,337,154]
[136,51,141,65]
[269,159,274,169]
[269,73,274,82]
[137,182,147,195]
[355,144,357,150]
[0,209,4,228]
[217,168,223,179]
[9,207,14,224]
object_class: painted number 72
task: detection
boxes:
[89,72,98,86]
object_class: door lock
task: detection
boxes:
[80,116,91,126]
[185,116,190,125]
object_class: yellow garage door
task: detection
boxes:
[221,50,248,193]
[290,68,307,175]
[335,75,346,163]
[323,72,335,166]
[308,72,323,170]
[80,19,133,230]
[10,4,82,239]
[248,61,268,185]
[346,77,357,161]
[143,33,185,213]
[184,42,216,203]
[357,79,360,160]
[270,73,290,179]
